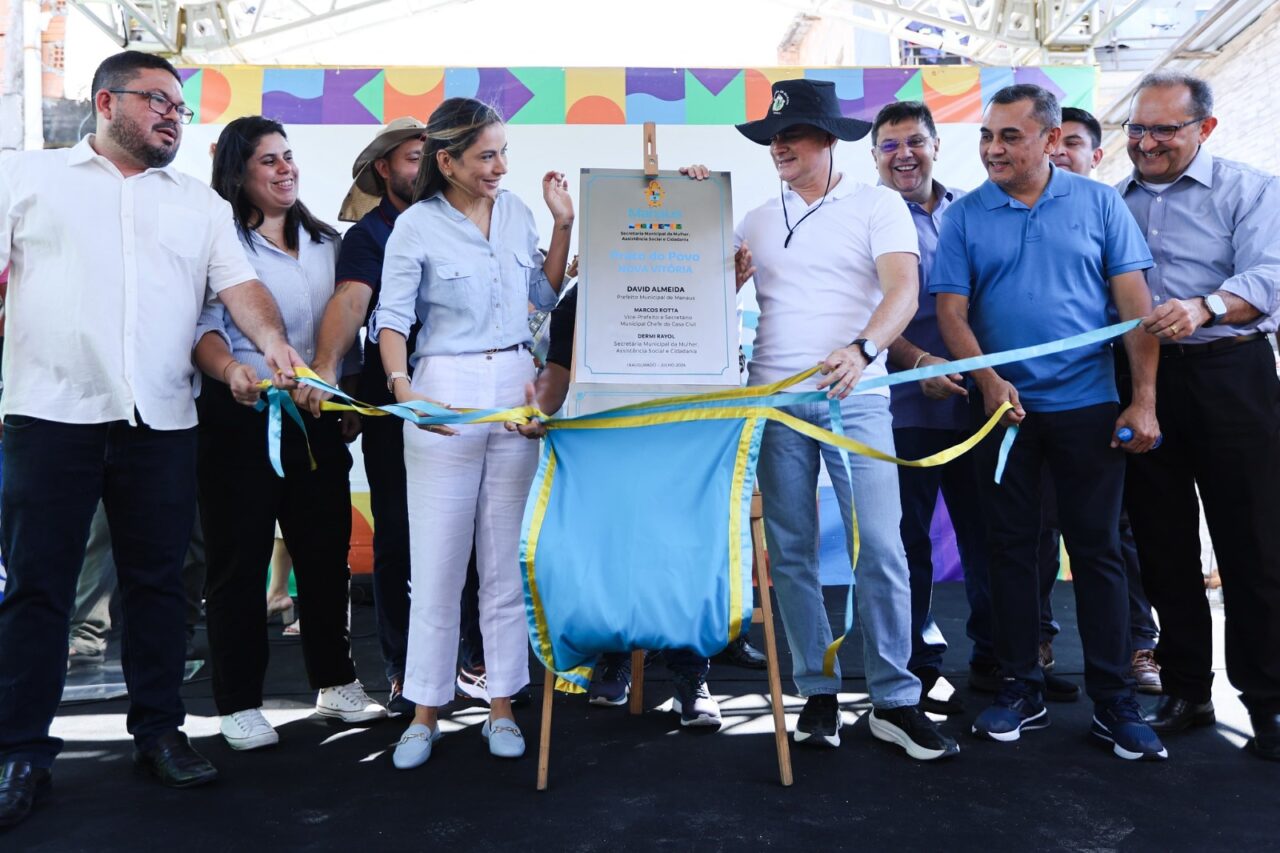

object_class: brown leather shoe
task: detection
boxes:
[1131,649,1162,695]
[1038,639,1055,672]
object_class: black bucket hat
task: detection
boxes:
[735,79,872,145]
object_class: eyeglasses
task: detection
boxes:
[1121,118,1202,142]
[875,135,931,154]
[109,89,195,125]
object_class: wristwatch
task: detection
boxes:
[386,371,411,393]
[1201,293,1227,327]
[849,338,879,364]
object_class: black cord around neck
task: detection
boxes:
[782,147,835,249]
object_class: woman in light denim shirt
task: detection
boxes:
[370,98,573,769]
[194,116,388,754]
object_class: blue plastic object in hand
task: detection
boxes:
[1117,427,1163,449]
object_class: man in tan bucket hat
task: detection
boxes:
[337,116,428,223]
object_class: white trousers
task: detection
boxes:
[401,349,538,707]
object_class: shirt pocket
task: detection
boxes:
[157,203,206,260]
[429,261,479,314]
[508,250,541,302]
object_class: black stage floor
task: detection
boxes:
[11,583,1277,852]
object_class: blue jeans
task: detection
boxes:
[894,427,995,672]
[0,416,196,766]
[756,394,920,708]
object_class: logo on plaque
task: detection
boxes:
[645,179,665,208]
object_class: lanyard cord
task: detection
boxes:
[781,147,834,249]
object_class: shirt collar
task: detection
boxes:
[377,195,402,227]
[978,164,1070,210]
[69,134,182,183]
[1120,147,1214,195]
[902,180,954,215]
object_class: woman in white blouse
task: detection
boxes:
[194,116,386,753]
[371,98,573,768]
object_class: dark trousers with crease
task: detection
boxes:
[0,415,195,766]
[971,397,1131,702]
[1119,338,1280,713]
[198,381,356,714]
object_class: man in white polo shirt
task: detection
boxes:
[688,79,957,760]
[0,50,303,828]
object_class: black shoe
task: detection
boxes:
[133,731,218,789]
[387,677,415,717]
[913,666,964,716]
[1144,695,1216,734]
[0,761,51,828]
[1247,713,1280,761]
[1043,670,1081,703]
[794,694,841,748]
[870,705,960,761]
[968,662,1003,694]
[714,636,767,670]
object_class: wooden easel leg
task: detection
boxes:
[536,667,555,791]
[755,526,793,786]
[629,649,645,716]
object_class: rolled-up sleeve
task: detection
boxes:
[370,212,425,343]
[205,196,257,294]
[1221,176,1280,315]
[194,290,232,350]
[523,207,557,311]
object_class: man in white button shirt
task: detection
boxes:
[0,50,303,828]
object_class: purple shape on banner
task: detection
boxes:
[321,68,382,124]
[476,68,533,121]
[689,68,740,97]
[1013,67,1066,101]
[179,68,200,84]
[626,67,684,101]
[262,93,323,123]
[860,68,915,121]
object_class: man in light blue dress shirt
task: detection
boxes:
[1115,71,1280,762]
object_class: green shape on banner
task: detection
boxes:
[685,70,745,124]
[895,71,924,103]
[182,69,203,125]
[1045,66,1095,111]
[508,67,566,124]
[354,70,386,123]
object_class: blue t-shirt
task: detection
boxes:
[928,167,1153,413]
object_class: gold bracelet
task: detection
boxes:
[912,352,931,369]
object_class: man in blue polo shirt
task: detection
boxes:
[931,84,1167,760]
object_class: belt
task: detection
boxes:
[1160,332,1265,358]
[479,343,525,357]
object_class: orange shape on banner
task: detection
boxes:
[922,67,982,123]
[201,69,232,123]
[566,95,625,124]
[385,77,445,122]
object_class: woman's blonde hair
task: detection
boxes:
[413,98,504,202]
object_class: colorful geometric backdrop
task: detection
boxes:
[178,66,1096,126]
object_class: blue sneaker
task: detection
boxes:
[1092,696,1168,760]
[588,654,632,707]
[972,679,1049,742]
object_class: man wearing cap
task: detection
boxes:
[297,118,431,714]
[688,78,958,760]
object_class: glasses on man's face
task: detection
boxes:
[875,135,931,155]
[1122,118,1202,142]
[108,89,195,125]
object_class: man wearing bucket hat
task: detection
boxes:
[297,118,431,714]
[685,78,958,760]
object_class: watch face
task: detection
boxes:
[860,340,879,361]
[1206,294,1227,316]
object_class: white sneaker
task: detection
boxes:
[221,708,279,750]
[316,680,388,723]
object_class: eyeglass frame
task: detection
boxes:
[873,134,934,155]
[1121,118,1204,142]
[107,89,196,125]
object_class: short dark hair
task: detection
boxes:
[1133,71,1214,119]
[1061,107,1102,149]
[870,101,938,144]
[90,50,180,97]
[986,84,1061,133]
[211,115,337,253]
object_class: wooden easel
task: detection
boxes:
[536,124,792,790]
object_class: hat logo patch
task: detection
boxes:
[771,91,788,114]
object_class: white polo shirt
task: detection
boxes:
[735,174,919,395]
[0,136,256,429]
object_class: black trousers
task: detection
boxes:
[0,416,195,765]
[971,398,1131,702]
[198,382,356,714]
[1119,338,1280,713]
